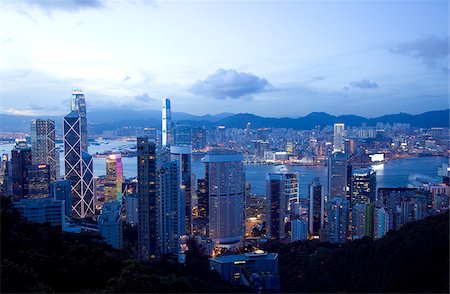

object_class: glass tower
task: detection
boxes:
[71,89,88,152]
[162,98,172,147]
[31,119,59,182]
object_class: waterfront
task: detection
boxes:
[1,140,448,197]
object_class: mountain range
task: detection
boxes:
[0,109,448,134]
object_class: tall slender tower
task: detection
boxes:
[309,178,324,237]
[31,119,59,182]
[64,111,95,218]
[11,139,32,200]
[137,137,157,260]
[104,154,123,202]
[162,98,172,148]
[328,152,348,198]
[71,89,88,152]
[333,123,345,153]
[266,173,287,240]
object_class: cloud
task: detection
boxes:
[350,79,378,89]
[18,0,104,12]
[135,93,157,102]
[390,35,449,68]
[123,76,131,82]
[313,76,324,81]
[190,69,270,99]
[28,103,44,110]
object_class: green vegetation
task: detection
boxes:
[262,211,449,293]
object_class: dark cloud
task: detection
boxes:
[390,35,449,68]
[190,69,270,99]
[350,79,378,89]
[135,93,157,102]
[22,0,104,11]
[123,76,131,82]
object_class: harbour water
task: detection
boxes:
[1,140,448,197]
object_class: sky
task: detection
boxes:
[0,0,448,118]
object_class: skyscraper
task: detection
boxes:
[0,154,11,196]
[173,124,192,146]
[328,152,348,198]
[192,127,207,151]
[326,195,349,243]
[309,178,324,237]
[170,146,193,235]
[31,119,59,182]
[333,123,345,153]
[64,111,95,218]
[71,89,88,152]
[104,154,123,202]
[162,98,172,147]
[194,178,209,236]
[351,169,377,205]
[11,139,32,200]
[98,200,123,249]
[203,150,245,246]
[28,164,50,198]
[266,173,287,239]
[49,180,72,218]
[137,137,157,260]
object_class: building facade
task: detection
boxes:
[31,119,59,182]
[104,154,123,202]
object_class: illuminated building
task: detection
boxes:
[104,154,123,202]
[98,200,123,249]
[194,178,209,236]
[203,150,245,247]
[192,127,207,150]
[328,152,348,198]
[333,123,345,153]
[64,111,95,218]
[31,119,59,182]
[162,98,172,147]
[28,164,50,198]
[0,154,10,196]
[170,145,193,235]
[326,195,349,243]
[71,89,88,152]
[137,137,157,260]
[309,178,324,237]
[11,139,32,200]
[351,169,376,205]
[173,124,192,146]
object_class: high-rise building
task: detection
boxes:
[49,180,72,218]
[194,178,209,236]
[266,173,287,240]
[98,200,123,249]
[104,154,123,202]
[351,170,376,205]
[137,137,157,260]
[328,152,348,198]
[13,198,65,227]
[31,119,59,182]
[284,173,299,212]
[333,123,345,153]
[192,127,207,151]
[170,146,193,235]
[291,219,308,242]
[203,150,245,246]
[64,111,95,218]
[162,98,172,147]
[125,193,138,225]
[0,154,11,196]
[326,195,349,243]
[28,164,50,198]
[11,139,32,200]
[173,124,192,146]
[308,178,324,237]
[352,203,369,239]
[157,160,184,259]
[374,206,388,239]
[71,89,88,152]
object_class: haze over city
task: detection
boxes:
[1,0,448,117]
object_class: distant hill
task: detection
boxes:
[263,211,449,293]
[0,109,448,133]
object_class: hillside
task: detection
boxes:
[262,211,449,293]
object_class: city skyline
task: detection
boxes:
[1,0,448,117]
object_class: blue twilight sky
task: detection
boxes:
[0,0,448,118]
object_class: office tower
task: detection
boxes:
[64,111,95,218]
[351,170,377,205]
[204,150,245,246]
[333,123,345,153]
[374,206,388,239]
[0,154,10,196]
[284,173,299,212]
[266,174,287,239]
[194,178,209,236]
[192,127,207,151]
[162,98,172,147]
[137,137,157,260]
[157,160,184,258]
[143,128,157,142]
[104,154,123,202]
[173,124,192,146]
[98,200,123,249]
[328,152,348,198]
[125,193,138,225]
[28,164,50,198]
[49,180,72,218]
[71,89,88,152]
[326,195,349,243]
[31,119,59,182]
[170,146,192,235]
[291,219,308,242]
[11,139,32,200]
[352,203,368,239]
[309,178,324,237]
[13,198,65,227]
